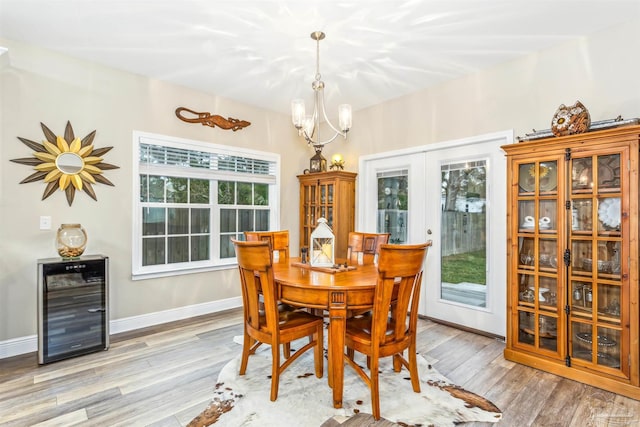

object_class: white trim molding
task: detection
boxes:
[0,297,242,359]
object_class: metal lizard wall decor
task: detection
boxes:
[175,107,251,131]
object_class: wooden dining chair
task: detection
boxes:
[232,239,324,401]
[244,230,294,312]
[346,232,390,265]
[343,241,431,420]
[244,230,289,263]
[345,231,391,318]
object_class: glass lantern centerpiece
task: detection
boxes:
[310,217,334,267]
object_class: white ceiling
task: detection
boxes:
[1,1,639,115]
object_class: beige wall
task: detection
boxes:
[0,38,306,344]
[2,17,640,349]
[349,19,640,158]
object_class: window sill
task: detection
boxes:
[131,261,237,281]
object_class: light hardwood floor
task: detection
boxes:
[1,309,640,426]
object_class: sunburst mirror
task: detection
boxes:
[11,121,119,206]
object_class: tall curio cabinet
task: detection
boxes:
[298,171,356,260]
[503,125,640,399]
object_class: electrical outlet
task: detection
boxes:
[40,216,52,230]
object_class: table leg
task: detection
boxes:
[328,291,347,408]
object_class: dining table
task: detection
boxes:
[272,258,379,409]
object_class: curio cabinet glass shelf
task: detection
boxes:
[503,125,640,399]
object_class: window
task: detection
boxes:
[132,132,280,279]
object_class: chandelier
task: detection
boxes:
[291,31,352,159]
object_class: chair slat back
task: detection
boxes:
[373,242,431,345]
[233,239,279,333]
[347,232,390,265]
[245,231,289,262]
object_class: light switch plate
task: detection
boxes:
[40,216,52,230]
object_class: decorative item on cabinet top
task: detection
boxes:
[518,115,640,142]
[330,153,345,170]
[175,107,251,131]
[10,121,119,206]
[550,100,591,137]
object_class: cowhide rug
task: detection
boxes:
[188,337,502,427]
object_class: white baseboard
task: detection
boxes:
[0,334,38,360]
[0,297,242,360]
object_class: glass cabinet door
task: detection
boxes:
[569,152,626,376]
[514,159,561,356]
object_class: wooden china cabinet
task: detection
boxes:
[298,170,356,260]
[503,125,640,399]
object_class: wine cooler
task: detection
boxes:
[37,255,109,364]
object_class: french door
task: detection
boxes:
[358,131,511,337]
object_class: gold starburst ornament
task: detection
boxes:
[11,121,119,206]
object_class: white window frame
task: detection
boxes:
[132,131,281,280]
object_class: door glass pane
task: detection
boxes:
[539,238,558,272]
[596,326,621,369]
[571,321,592,363]
[539,161,558,193]
[597,283,621,323]
[539,314,558,351]
[518,237,535,269]
[517,273,535,305]
[520,161,558,193]
[376,170,408,243]
[518,311,535,345]
[572,240,593,276]
[572,157,593,193]
[539,200,557,231]
[598,154,620,192]
[518,200,535,231]
[539,276,558,311]
[572,199,593,232]
[597,197,621,234]
[440,160,487,307]
[571,280,593,316]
